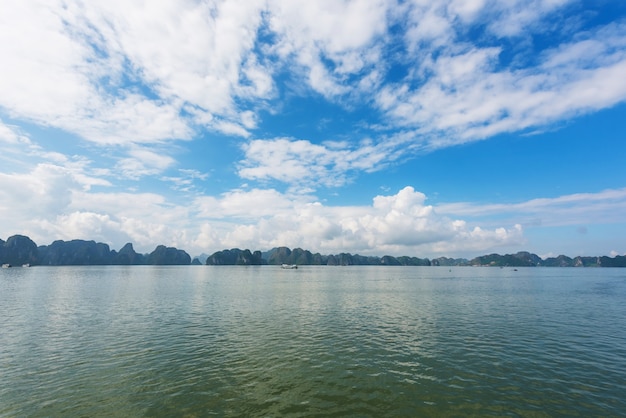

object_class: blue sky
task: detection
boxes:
[1,0,626,258]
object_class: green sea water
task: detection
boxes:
[1,266,625,417]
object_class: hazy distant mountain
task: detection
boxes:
[431,257,469,266]
[192,253,211,265]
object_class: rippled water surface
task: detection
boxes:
[1,266,625,417]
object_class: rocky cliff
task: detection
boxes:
[0,235,190,266]
[0,235,38,266]
[146,245,191,265]
[206,248,264,265]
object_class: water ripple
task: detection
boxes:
[1,266,625,417]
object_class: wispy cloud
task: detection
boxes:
[3,1,626,184]
[0,0,270,176]
[238,136,406,190]
[0,120,31,146]
[438,188,626,227]
[377,18,626,149]
[115,146,177,179]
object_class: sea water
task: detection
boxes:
[1,265,625,417]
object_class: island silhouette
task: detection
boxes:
[1,234,625,267]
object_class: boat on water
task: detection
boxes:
[281,264,298,269]
[2,263,10,268]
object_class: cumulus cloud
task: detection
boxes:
[0,166,525,256]
[0,164,77,221]
[34,188,194,252]
[190,186,525,256]
[3,159,625,257]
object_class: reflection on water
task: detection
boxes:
[1,266,625,416]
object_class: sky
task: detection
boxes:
[1,0,626,259]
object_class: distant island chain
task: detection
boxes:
[1,234,625,267]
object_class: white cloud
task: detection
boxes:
[0,0,275,179]
[33,210,195,254]
[437,188,626,228]
[404,2,454,51]
[115,146,177,179]
[195,188,308,219]
[181,186,626,256]
[447,0,486,23]
[0,2,189,145]
[61,190,193,251]
[484,0,572,38]
[0,164,76,221]
[162,169,210,193]
[38,212,123,244]
[80,95,192,146]
[82,0,270,111]
[211,120,251,138]
[238,136,400,189]
[190,186,524,256]
[0,120,31,145]
[1,1,625,259]
[3,1,626,186]
[0,2,92,121]
[0,167,525,257]
[238,138,338,186]
[267,0,390,97]
[377,18,626,148]
[3,163,625,257]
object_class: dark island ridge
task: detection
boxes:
[0,235,190,267]
[1,234,625,267]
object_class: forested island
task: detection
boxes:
[1,234,625,267]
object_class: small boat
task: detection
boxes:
[22,263,30,268]
[281,264,298,269]
[2,263,10,268]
